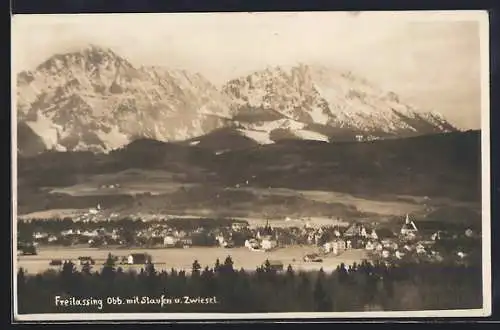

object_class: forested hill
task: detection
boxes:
[17,130,481,206]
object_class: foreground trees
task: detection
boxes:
[17,258,482,314]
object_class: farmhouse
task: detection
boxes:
[324,239,346,255]
[265,260,284,272]
[164,235,179,247]
[344,223,368,238]
[33,232,48,239]
[415,243,426,255]
[261,237,278,251]
[395,250,405,259]
[231,221,249,232]
[381,239,398,250]
[465,228,475,238]
[245,239,260,250]
[180,237,193,247]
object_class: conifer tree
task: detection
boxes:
[214,258,221,273]
[60,260,76,294]
[192,260,201,275]
[223,256,234,273]
[101,253,116,281]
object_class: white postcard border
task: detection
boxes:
[11,10,492,322]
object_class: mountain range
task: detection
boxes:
[16,44,457,156]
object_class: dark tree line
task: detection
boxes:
[17,255,482,314]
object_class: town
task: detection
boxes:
[17,202,481,272]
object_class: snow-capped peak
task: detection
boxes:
[223,64,456,142]
[16,46,457,156]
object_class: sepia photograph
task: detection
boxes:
[11,11,491,321]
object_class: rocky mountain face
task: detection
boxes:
[16,45,233,155]
[222,64,456,144]
[16,45,457,156]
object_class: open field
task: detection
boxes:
[235,187,425,216]
[48,169,198,196]
[17,209,87,220]
[18,188,432,220]
[16,246,368,275]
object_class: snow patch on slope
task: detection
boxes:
[236,129,273,144]
[95,126,131,151]
[307,107,329,125]
[244,118,306,131]
[24,112,62,149]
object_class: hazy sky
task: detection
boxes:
[12,11,488,129]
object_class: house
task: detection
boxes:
[360,226,368,238]
[261,238,277,251]
[465,229,474,237]
[457,251,467,259]
[164,235,179,247]
[332,239,346,253]
[400,214,418,237]
[344,223,366,238]
[88,204,101,215]
[61,229,74,236]
[382,250,390,259]
[216,235,226,246]
[245,239,260,250]
[218,236,235,248]
[323,239,346,254]
[431,231,442,241]
[34,232,48,239]
[82,230,99,237]
[264,260,284,272]
[369,230,378,240]
[307,233,315,244]
[127,253,152,265]
[365,241,375,251]
[21,244,37,255]
[77,256,95,266]
[375,227,395,239]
